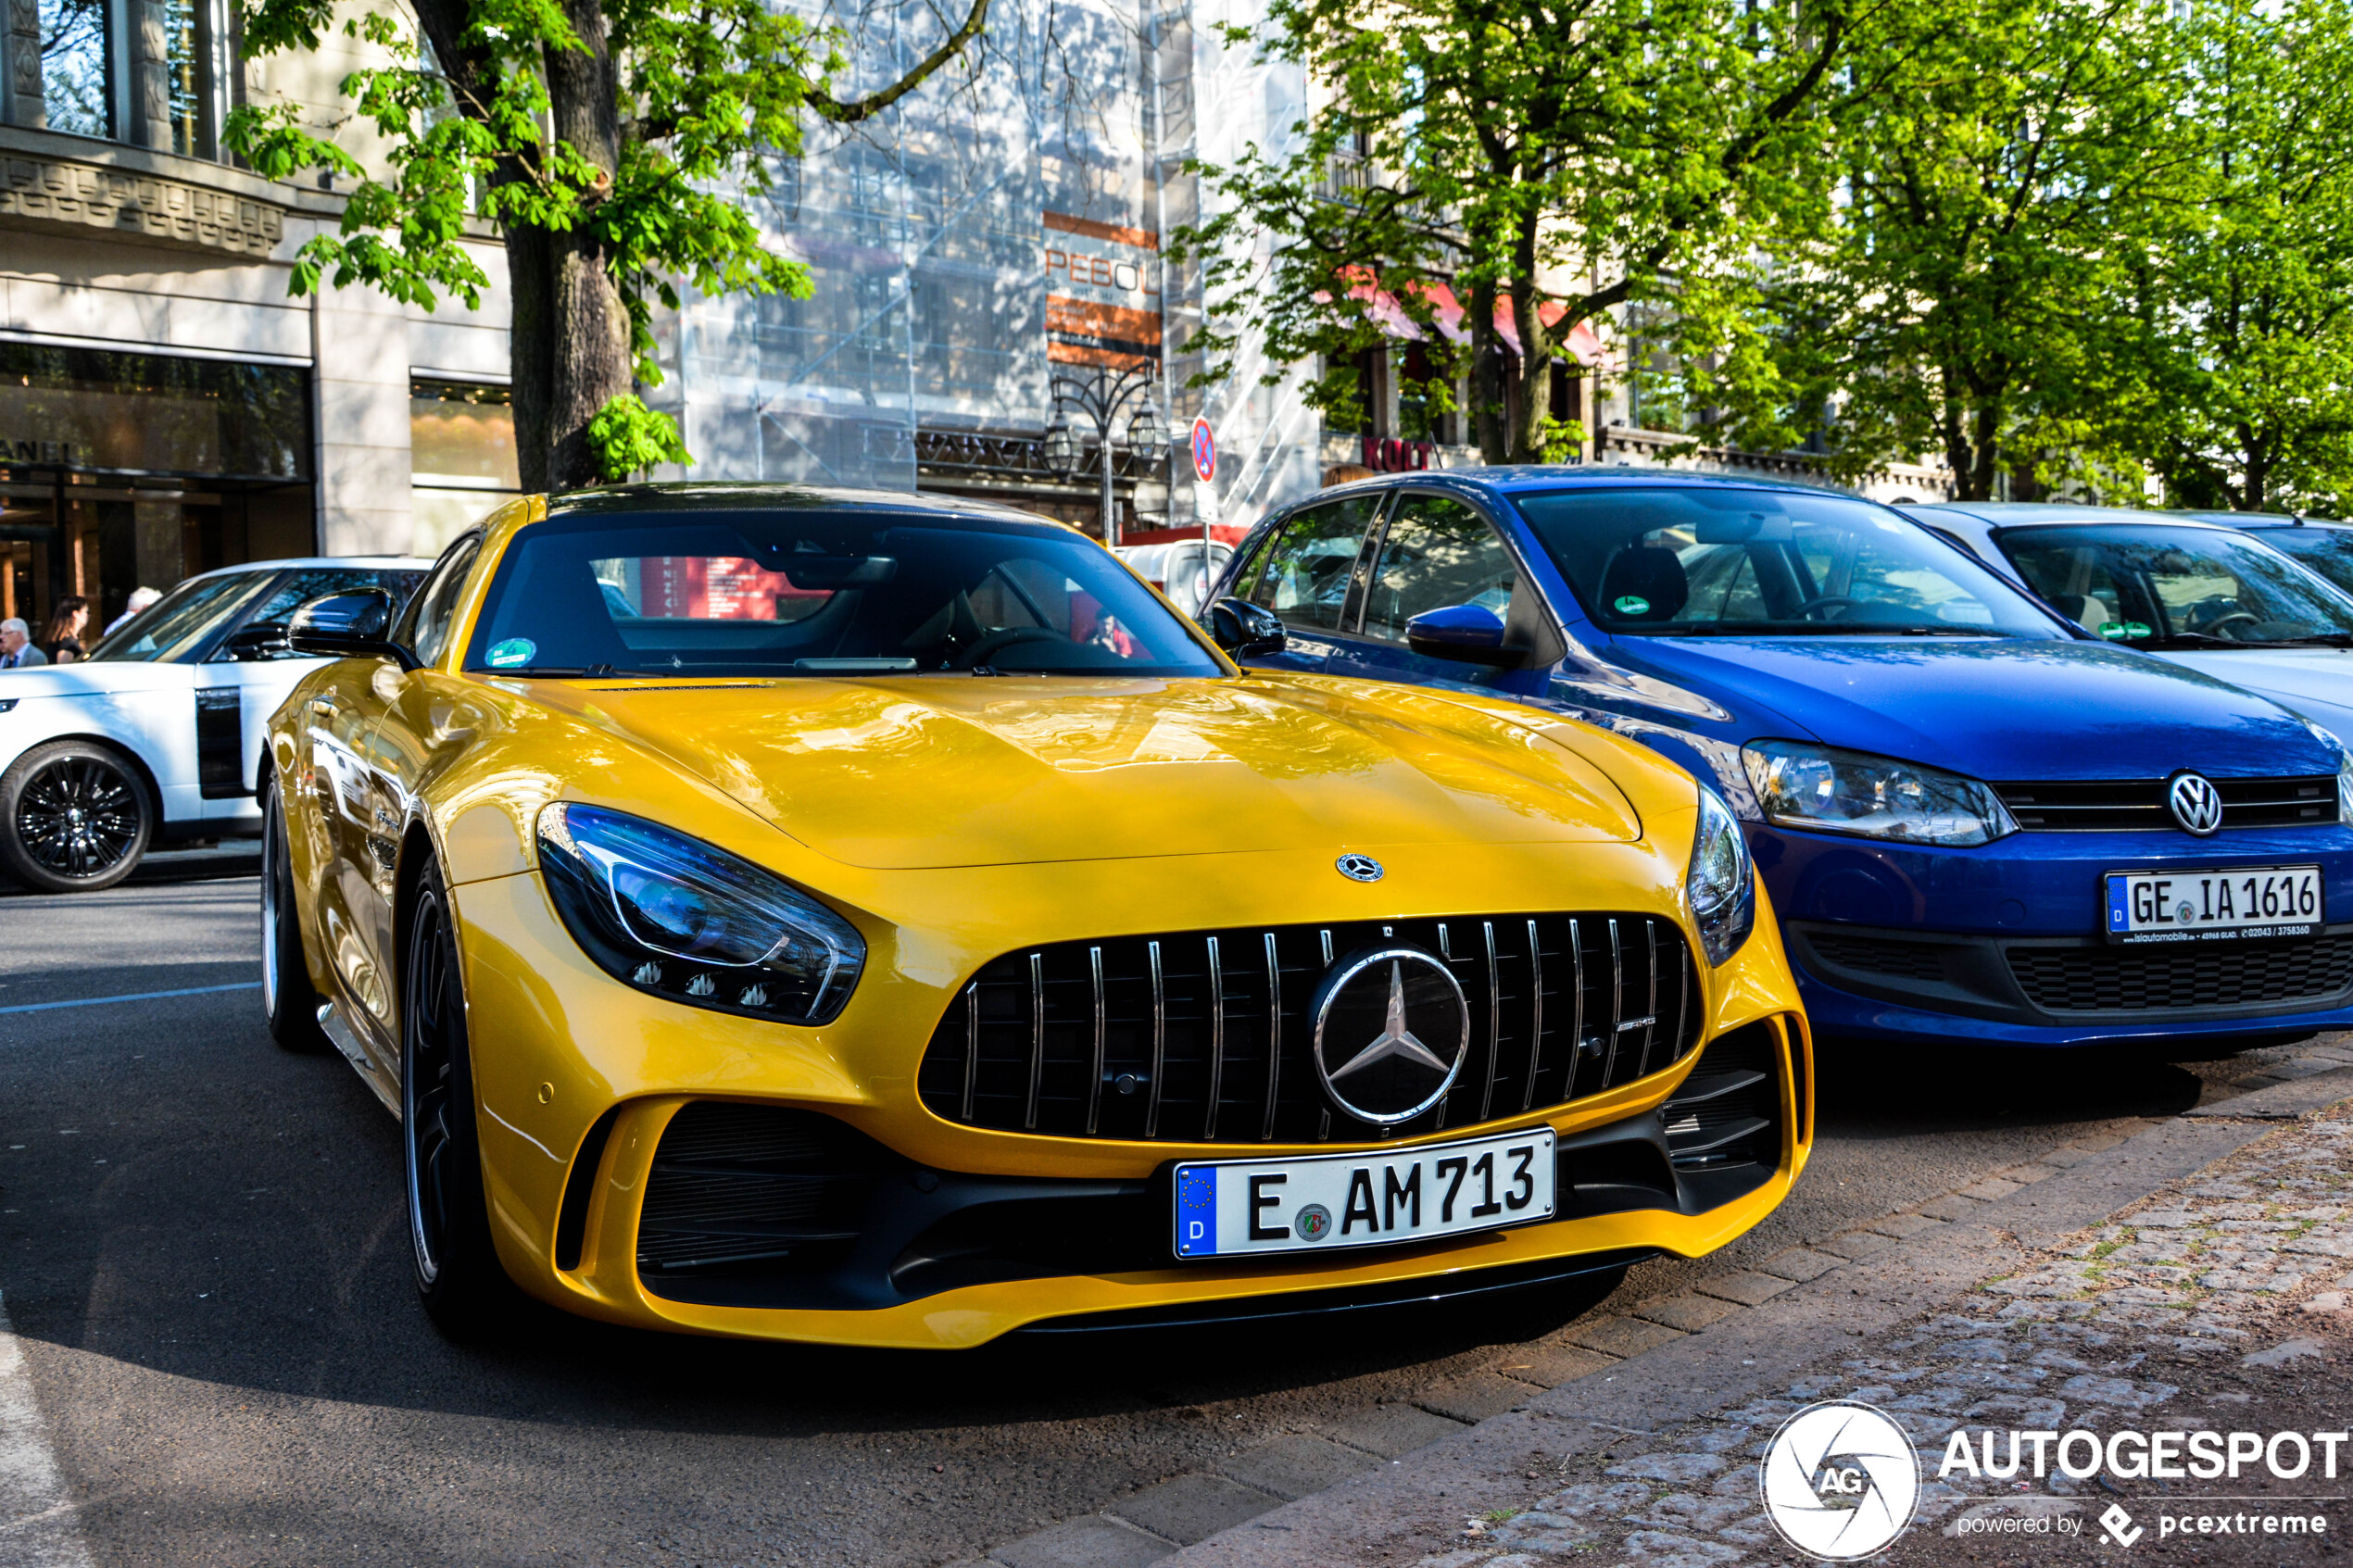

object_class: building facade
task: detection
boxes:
[0,0,1944,635]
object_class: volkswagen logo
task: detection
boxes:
[1309,947,1468,1124]
[1336,853,1384,883]
[2168,771,2225,836]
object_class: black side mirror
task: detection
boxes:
[1207,599,1287,659]
[219,622,291,661]
[286,591,416,668]
[1404,602,1518,665]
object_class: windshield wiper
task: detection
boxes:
[1637,622,2001,637]
[484,663,627,678]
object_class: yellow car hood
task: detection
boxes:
[556,674,1646,870]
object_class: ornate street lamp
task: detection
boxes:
[1046,363,1164,546]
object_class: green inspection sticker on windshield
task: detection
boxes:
[1614,595,1650,616]
[2097,621,2153,641]
[487,637,536,668]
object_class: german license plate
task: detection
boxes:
[2104,865,2322,944]
[1171,1128,1555,1260]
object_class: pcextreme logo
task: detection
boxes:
[1759,1400,1921,1561]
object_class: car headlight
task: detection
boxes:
[2295,719,2353,821]
[535,804,864,1024]
[1741,740,2017,847]
[1688,785,1755,967]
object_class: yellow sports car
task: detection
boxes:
[262,484,1811,1347]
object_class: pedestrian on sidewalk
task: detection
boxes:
[38,596,89,664]
[102,586,160,637]
[0,618,45,669]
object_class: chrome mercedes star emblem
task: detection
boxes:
[1330,961,1455,1083]
[2168,771,2224,836]
[1336,853,1384,882]
[1310,947,1469,1124]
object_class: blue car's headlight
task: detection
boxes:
[535,804,864,1024]
[1687,785,1755,967]
[1742,740,2017,847]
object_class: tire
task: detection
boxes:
[260,774,332,1054]
[0,739,154,894]
[403,863,517,1336]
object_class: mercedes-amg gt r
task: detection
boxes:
[261,483,1812,1347]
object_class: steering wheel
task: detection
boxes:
[960,626,1064,669]
[1794,595,1863,621]
[2196,609,2262,636]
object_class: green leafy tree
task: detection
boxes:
[2125,0,2353,513]
[1728,0,2192,499]
[1170,0,1865,466]
[228,0,988,491]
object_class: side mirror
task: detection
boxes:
[1207,599,1287,659]
[286,591,415,668]
[1404,602,1516,665]
[219,622,291,661]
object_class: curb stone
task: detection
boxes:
[940,1039,2351,1568]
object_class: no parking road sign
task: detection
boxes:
[1190,417,1216,483]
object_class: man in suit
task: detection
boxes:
[0,618,48,669]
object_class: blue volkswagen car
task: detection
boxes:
[1202,470,2353,1051]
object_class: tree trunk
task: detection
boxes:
[503,204,554,495]
[1504,273,1552,464]
[529,0,634,494]
[1468,280,1510,463]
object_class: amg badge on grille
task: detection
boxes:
[1310,948,1469,1123]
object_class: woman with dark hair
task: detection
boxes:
[40,596,89,664]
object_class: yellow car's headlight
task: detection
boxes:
[535,803,864,1024]
[1687,784,1755,967]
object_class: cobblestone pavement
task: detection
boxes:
[1401,1099,2353,1567]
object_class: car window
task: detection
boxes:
[213,568,426,661]
[1241,496,1380,633]
[465,511,1226,679]
[1997,524,2353,647]
[1359,494,1521,644]
[84,572,271,663]
[1512,487,2062,638]
[2250,526,2353,600]
[397,536,484,666]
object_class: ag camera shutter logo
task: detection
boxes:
[1759,1400,1921,1560]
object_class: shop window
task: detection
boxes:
[410,379,521,552]
[40,0,112,138]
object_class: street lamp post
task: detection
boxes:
[1046,363,1164,547]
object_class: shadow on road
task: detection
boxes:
[0,995,2248,1442]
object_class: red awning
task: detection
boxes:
[1329,271,1601,366]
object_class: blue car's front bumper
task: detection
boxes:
[1758,822,2353,1048]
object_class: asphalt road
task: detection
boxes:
[0,877,2288,1568]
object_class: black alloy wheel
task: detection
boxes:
[0,740,153,894]
[402,864,515,1334]
[260,774,332,1053]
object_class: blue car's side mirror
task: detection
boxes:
[1404,602,1516,665]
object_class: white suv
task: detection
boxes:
[0,558,432,892]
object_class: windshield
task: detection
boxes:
[2246,525,2353,602]
[465,510,1227,679]
[84,571,269,663]
[1512,487,2062,638]
[1996,524,2353,647]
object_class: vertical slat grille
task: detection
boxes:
[916,911,1705,1145]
